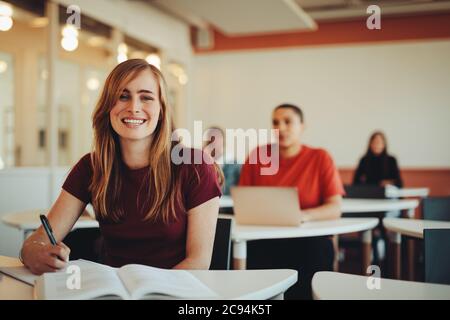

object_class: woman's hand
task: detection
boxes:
[380,179,395,187]
[21,241,71,275]
[19,190,87,275]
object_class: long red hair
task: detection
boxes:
[90,59,181,223]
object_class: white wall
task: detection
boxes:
[191,40,450,168]
[0,168,70,257]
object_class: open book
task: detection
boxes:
[34,260,218,300]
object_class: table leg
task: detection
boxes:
[406,207,415,280]
[407,238,415,281]
[388,231,402,279]
[332,235,339,272]
[362,230,372,274]
[233,240,247,270]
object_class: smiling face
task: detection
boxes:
[109,69,161,143]
[272,107,304,149]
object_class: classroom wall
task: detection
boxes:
[191,39,450,169]
[0,167,70,257]
[0,20,110,167]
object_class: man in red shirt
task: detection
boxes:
[239,103,345,299]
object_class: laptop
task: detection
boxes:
[230,186,302,226]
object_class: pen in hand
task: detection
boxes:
[39,214,68,262]
[39,214,57,245]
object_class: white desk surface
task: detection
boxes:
[341,198,418,213]
[385,186,429,198]
[232,218,378,242]
[220,196,234,208]
[220,196,419,213]
[312,271,450,300]
[0,256,297,300]
[2,209,99,231]
[383,217,450,239]
[2,198,419,233]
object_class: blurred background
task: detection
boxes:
[0,0,449,258]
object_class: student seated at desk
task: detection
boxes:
[203,126,241,196]
[353,131,403,188]
[20,59,223,275]
[239,103,345,300]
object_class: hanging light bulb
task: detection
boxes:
[61,36,78,51]
[62,24,78,38]
[117,43,128,63]
[0,15,12,31]
[0,60,7,73]
[0,1,13,32]
[145,53,161,69]
[0,1,12,16]
[86,77,100,91]
[61,24,79,52]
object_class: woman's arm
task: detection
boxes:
[352,158,366,185]
[21,190,87,274]
[300,195,342,222]
[390,157,403,188]
[173,196,220,270]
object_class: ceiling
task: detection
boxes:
[135,0,450,35]
[150,0,317,34]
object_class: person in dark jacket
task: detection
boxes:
[353,131,403,188]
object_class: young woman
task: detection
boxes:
[353,131,403,187]
[239,103,345,300]
[203,126,241,196]
[21,59,222,274]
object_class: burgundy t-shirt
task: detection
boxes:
[62,149,222,269]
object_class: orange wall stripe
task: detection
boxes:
[193,13,450,53]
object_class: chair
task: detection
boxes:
[210,217,232,270]
[424,229,450,285]
[422,196,450,221]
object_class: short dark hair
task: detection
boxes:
[274,103,304,123]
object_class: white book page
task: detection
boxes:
[35,260,129,300]
[117,264,218,300]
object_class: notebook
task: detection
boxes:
[1,260,218,300]
[35,261,218,300]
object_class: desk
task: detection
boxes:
[384,186,429,199]
[2,209,99,241]
[4,199,418,240]
[382,217,450,280]
[341,198,419,218]
[312,271,450,300]
[230,218,378,273]
[220,197,419,218]
[0,256,297,300]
